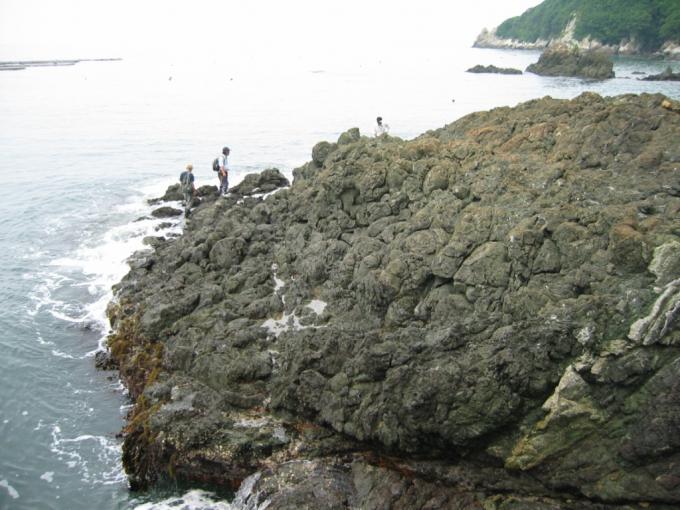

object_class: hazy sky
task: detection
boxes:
[0,1,542,61]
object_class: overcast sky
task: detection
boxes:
[0,1,542,61]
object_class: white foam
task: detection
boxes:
[0,480,19,499]
[26,272,73,317]
[137,179,178,199]
[251,186,289,200]
[31,179,184,359]
[49,424,125,486]
[40,471,54,483]
[132,489,233,510]
[36,333,54,346]
[49,309,86,324]
[51,349,77,360]
[22,248,49,261]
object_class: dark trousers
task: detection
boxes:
[219,173,229,194]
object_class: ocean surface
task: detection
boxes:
[0,47,678,510]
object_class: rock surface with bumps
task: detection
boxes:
[106,92,680,509]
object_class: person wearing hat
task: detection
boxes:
[179,164,195,216]
[374,116,390,137]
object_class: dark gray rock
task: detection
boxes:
[148,184,183,204]
[94,350,117,370]
[526,44,615,79]
[151,206,182,218]
[337,127,361,145]
[467,64,522,75]
[105,93,680,508]
[229,168,289,196]
[312,141,338,166]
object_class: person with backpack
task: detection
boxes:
[214,146,230,196]
[179,164,195,216]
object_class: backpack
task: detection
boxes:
[212,158,220,172]
[180,171,193,193]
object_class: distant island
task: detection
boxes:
[0,58,122,71]
[475,0,680,56]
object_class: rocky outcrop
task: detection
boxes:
[474,8,680,57]
[467,64,522,75]
[229,168,289,196]
[106,93,680,508]
[642,66,680,81]
[474,26,645,55]
[474,27,550,51]
[526,44,615,79]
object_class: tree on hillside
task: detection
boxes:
[494,0,680,51]
[658,0,680,41]
[496,0,581,42]
[576,0,656,49]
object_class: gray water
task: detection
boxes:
[0,48,678,510]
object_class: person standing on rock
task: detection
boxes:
[374,116,390,137]
[179,164,195,216]
[218,146,230,196]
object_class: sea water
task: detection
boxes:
[0,48,678,510]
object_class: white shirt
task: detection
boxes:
[219,154,229,170]
[374,122,390,137]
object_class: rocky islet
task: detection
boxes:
[642,66,680,82]
[105,93,680,508]
[525,44,615,80]
[466,64,523,75]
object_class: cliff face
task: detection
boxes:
[474,0,680,56]
[108,93,680,508]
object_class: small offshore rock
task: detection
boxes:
[642,66,680,81]
[467,64,522,75]
[154,222,173,231]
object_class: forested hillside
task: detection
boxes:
[496,0,680,51]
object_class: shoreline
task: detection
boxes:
[0,58,122,71]
[473,27,680,59]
